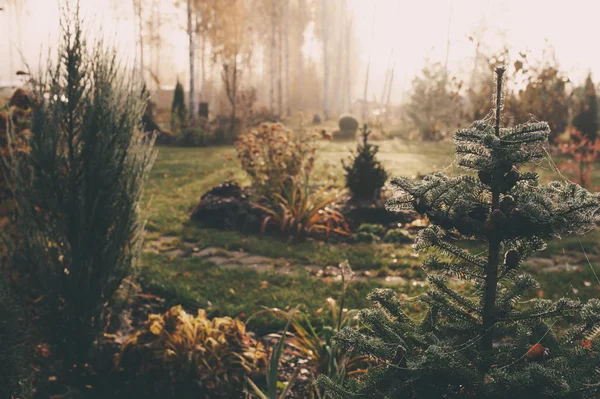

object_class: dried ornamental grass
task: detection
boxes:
[118,305,266,397]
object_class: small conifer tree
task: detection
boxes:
[573,73,599,140]
[320,67,600,398]
[343,124,388,201]
[6,8,156,365]
[170,80,188,134]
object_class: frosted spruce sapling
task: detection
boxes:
[319,67,600,398]
[343,124,388,201]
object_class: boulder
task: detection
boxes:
[191,181,266,232]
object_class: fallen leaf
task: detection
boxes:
[137,293,162,301]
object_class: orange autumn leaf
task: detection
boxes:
[526,343,547,361]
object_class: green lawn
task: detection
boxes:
[138,139,600,332]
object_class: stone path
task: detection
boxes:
[144,236,422,286]
[144,235,589,288]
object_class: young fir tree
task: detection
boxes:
[6,8,156,365]
[170,80,188,134]
[573,73,599,140]
[319,67,600,398]
[343,124,388,201]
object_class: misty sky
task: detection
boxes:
[1,0,600,103]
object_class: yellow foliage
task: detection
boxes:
[118,305,266,397]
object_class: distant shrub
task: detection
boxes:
[383,228,413,244]
[235,122,318,197]
[208,116,242,145]
[153,130,176,146]
[249,106,279,126]
[356,223,385,236]
[338,115,359,139]
[176,127,206,147]
[9,88,31,109]
[556,128,600,189]
[353,231,379,243]
[118,305,266,399]
[6,12,156,365]
[573,74,599,140]
[170,80,188,135]
[312,113,322,124]
[343,125,388,200]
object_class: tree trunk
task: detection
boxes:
[187,0,196,125]
[156,2,161,92]
[322,0,329,120]
[344,16,352,113]
[270,0,276,114]
[443,0,452,85]
[210,59,217,114]
[297,0,305,112]
[379,61,390,109]
[200,35,206,101]
[135,0,144,82]
[362,4,376,121]
[334,0,346,116]
[222,60,238,138]
[481,68,504,372]
[6,3,14,79]
[152,0,161,93]
[278,2,283,117]
[232,63,237,132]
[385,64,395,121]
[284,0,291,116]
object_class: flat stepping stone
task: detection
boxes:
[207,256,237,266]
[192,247,223,258]
[238,255,274,265]
[229,251,249,259]
[146,236,180,253]
[218,263,248,269]
[154,236,178,247]
[164,249,184,258]
[543,264,583,273]
[304,265,322,274]
[221,263,274,273]
[525,257,554,270]
[156,236,178,243]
